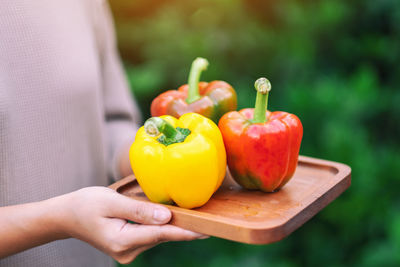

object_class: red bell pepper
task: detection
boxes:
[151,58,237,123]
[218,78,303,192]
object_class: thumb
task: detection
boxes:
[107,192,171,225]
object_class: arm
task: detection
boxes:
[94,0,140,180]
[0,187,203,264]
[0,197,68,257]
[118,144,134,178]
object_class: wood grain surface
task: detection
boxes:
[109,155,351,244]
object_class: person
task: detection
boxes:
[0,0,205,266]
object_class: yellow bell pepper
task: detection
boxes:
[129,113,226,209]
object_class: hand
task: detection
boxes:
[57,187,205,264]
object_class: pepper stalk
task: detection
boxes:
[144,117,190,146]
[186,57,209,104]
[252,78,272,123]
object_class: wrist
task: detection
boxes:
[41,193,75,240]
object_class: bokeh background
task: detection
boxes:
[109,0,400,266]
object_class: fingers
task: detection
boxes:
[116,244,157,265]
[116,230,208,265]
[108,193,171,225]
[122,224,205,247]
[108,224,205,264]
[102,215,207,264]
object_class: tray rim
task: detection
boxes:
[109,155,351,244]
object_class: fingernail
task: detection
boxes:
[153,209,170,222]
[199,235,210,239]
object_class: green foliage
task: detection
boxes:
[109,0,400,265]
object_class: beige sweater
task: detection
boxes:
[0,0,140,266]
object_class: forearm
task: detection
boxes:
[0,196,69,258]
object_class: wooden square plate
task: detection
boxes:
[109,156,351,244]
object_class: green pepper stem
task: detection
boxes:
[252,78,271,123]
[186,57,209,104]
[144,117,183,139]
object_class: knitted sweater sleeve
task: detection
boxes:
[95,0,141,181]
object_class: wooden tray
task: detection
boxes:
[109,156,351,244]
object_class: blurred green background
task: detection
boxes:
[109,0,400,266]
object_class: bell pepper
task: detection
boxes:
[150,57,237,123]
[129,113,226,209]
[218,78,303,192]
